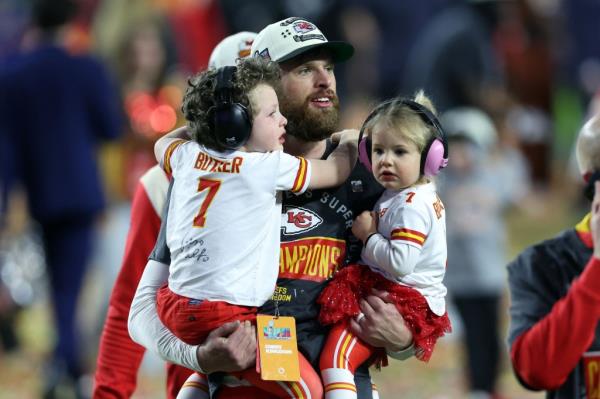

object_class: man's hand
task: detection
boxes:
[196,320,256,373]
[349,289,413,352]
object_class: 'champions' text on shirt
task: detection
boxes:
[278,237,346,282]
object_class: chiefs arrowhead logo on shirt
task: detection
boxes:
[281,206,323,235]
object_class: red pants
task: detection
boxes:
[157,286,323,398]
[156,285,256,344]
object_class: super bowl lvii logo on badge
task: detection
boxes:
[263,319,291,340]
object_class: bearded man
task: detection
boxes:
[129,18,414,399]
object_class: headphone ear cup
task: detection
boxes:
[422,138,448,177]
[584,170,600,201]
[212,103,251,149]
[358,135,372,172]
[211,66,252,149]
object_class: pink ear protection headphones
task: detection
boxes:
[357,98,449,177]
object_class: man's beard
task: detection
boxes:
[280,94,340,142]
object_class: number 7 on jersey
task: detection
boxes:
[193,178,221,228]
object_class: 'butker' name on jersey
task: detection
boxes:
[194,152,243,174]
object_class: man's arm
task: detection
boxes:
[510,256,600,389]
[127,260,258,373]
[510,183,600,390]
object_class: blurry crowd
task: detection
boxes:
[0,0,599,398]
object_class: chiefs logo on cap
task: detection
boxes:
[238,39,254,58]
[292,20,316,34]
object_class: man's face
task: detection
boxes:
[278,52,339,142]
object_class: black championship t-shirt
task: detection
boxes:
[261,140,382,366]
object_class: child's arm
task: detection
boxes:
[352,210,423,279]
[154,126,190,167]
[307,129,358,189]
[363,233,422,279]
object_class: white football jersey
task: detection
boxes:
[361,182,448,315]
[162,140,311,306]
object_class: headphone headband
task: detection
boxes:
[357,97,449,176]
[358,98,447,156]
[215,66,236,103]
[208,66,252,150]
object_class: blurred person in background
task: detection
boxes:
[401,0,505,114]
[109,16,184,201]
[491,0,554,189]
[89,16,185,367]
[437,107,531,399]
[507,115,600,398]
[129,17,415,399]
[93,32,258,399]
[0,0,121,397]
[335,0,448,100]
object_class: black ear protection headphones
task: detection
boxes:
[207,66,252,149]
[357,97,449,177]
[584,170,600,201]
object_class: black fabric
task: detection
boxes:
[258,141,382,370]
[148,179,173,264]
[507,228,600,398]
[453,295,501,393]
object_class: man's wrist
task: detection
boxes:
[387,339,412,353]
[194,345,208,374]
[387,341,415,361]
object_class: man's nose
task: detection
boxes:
[314,67,332,88]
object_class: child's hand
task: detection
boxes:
[328,130,359,180]
[352,210,378,243]
[332,129,359,165]
[330,129,359,145]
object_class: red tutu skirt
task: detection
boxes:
[317,264,452,362]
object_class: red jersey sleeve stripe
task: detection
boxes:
[291,156,308,193]
[393,235,426,245]
[392,228,426,239]
[163,139,186,175]
[391,228,427,245]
